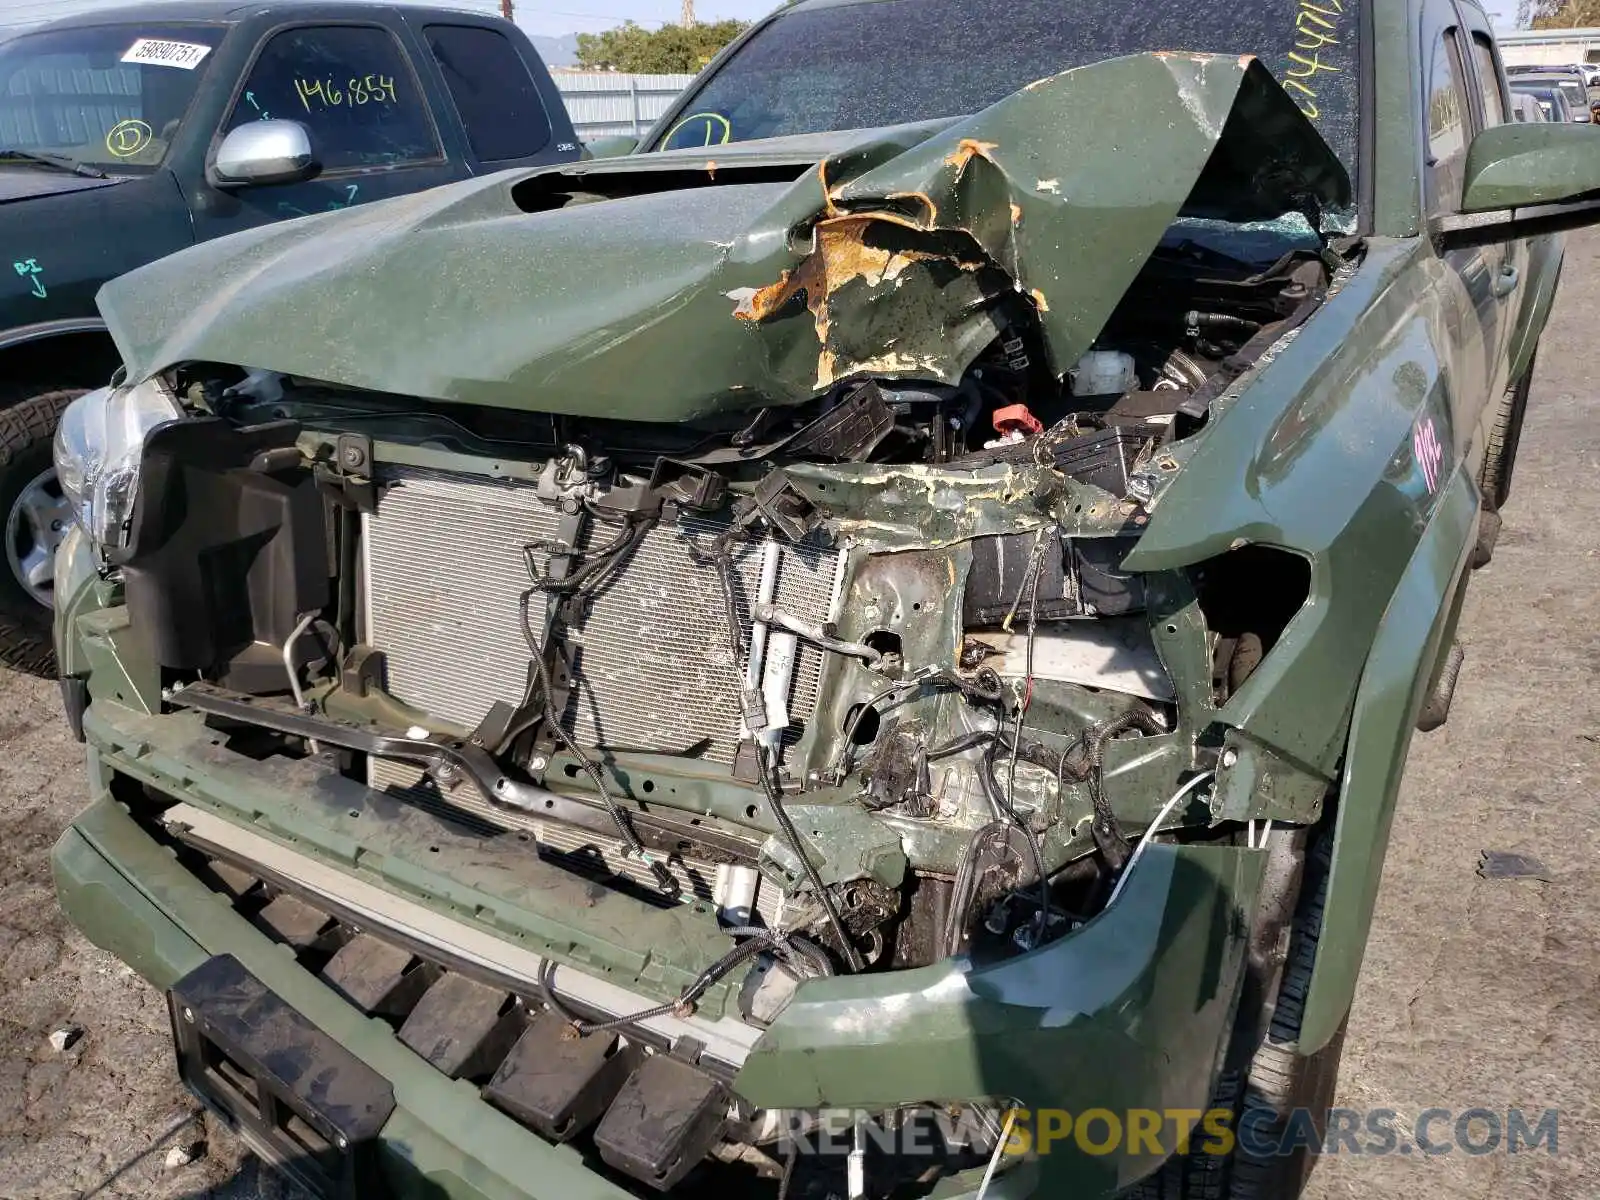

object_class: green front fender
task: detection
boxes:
[1297,466,1479,1053]
[737,842,1266,1196]
[1508,235,1564,386]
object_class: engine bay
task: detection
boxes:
[105,236,1336,1196]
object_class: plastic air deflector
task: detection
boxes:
[484,1011,643,1142]
[593,1044,731,1191]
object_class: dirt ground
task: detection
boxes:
[2,235,1598,1200]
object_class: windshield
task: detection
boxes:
[0,24,225,173]
[658,0,1361,185]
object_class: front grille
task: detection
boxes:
[367,758,784,925]
[362,465,846,765]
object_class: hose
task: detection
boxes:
[516,588,680,897]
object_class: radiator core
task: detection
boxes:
[361,464,846,765]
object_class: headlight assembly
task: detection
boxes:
[53,380,183,548]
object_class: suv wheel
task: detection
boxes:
[1480,353,1535,511]
[1129,835,1346,1200]
[0,388,84,676]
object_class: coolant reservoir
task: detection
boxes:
[1069,350,1137,397]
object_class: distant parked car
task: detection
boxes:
[1513,92,1547,121]
[1507,65,1597,118]
[1511,79,1585,123]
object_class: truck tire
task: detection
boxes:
[1129,836,1345,1200]
[0,388,83,676]
[1479,354,1534,511]
[1226,834,1345,1199]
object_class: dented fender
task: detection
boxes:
[735,842,1266,1196]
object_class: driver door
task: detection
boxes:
[190,22,461,239]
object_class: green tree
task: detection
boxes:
[574,19,748,73]
[1518,0,1600,28]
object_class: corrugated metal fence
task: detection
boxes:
[552,72,693,141]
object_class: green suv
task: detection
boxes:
[47,1,1588,1198]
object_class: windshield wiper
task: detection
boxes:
[0,150,107,179]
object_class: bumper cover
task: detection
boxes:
[54,702,1266,1199]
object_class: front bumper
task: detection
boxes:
[54,696,1265,1199]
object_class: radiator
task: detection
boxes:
[362,463,847,766]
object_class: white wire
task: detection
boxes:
[975,1108,1019,1200]
[1106,770,1216,908]
[1257,819,1275,850]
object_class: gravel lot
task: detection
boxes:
[2,234,1597,1200]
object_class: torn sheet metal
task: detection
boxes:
[99,54,1347,422]
[974,618,1176,702]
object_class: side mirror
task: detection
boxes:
[1439,121,1600,248]
[210,120,319,188]
[583,135,639,160]
[1462,121,1600,210]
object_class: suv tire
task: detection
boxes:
[0,388,84,676]
[1129,836,1345,1200]
[1480,354,1535,511]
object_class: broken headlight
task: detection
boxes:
[53,380,183,548]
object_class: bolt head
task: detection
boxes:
[341,444,365,469]
[182,1007,194,1024]
[528,754,548,771]
[1221,748,1239,768]
[335,1135,349,1150]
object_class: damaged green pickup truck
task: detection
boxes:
[45,0,1600,1198]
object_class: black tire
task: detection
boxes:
[0,388,83,676]
[1414,642,1464,733]
[1129,836,1345,1200]
[1479,355,1534,511]
[1470,509,1502,570]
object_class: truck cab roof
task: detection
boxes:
[31,1,499,33]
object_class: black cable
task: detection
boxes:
[1081,705,1167,872]
[516,589,680,897]
[524,514,651,598]
[926,730,997,761]
[829,677,925,780]
[759,743,866,973]
[539,926,830,1036]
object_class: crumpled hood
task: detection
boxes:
[100,53,1348,422]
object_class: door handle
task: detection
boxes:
[1493,264,1520,299]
